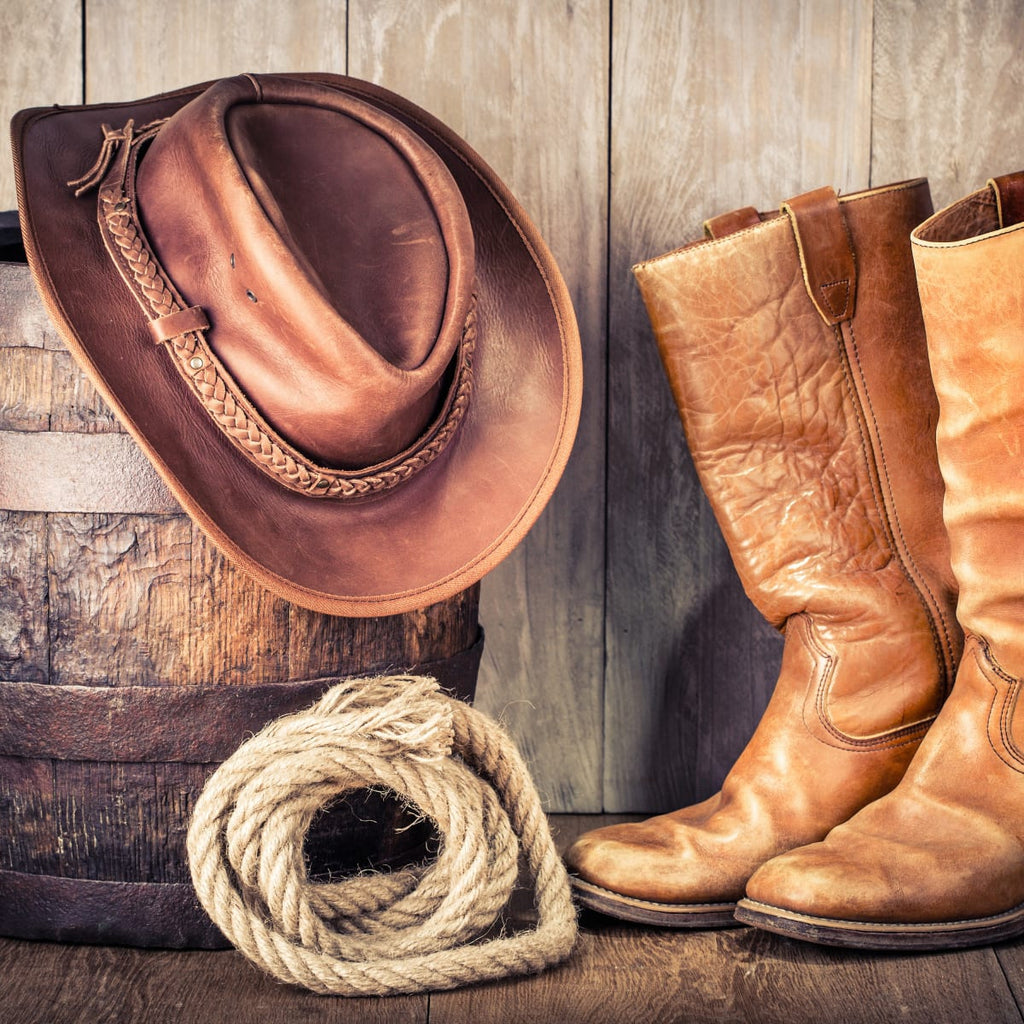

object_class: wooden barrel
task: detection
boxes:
[0,226,482,948]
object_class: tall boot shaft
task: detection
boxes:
[565,180,961,926]
[635,180,960,739]
[913,175,1024,676]
[739,172,1024,949]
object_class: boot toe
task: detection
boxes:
[563,816,753,905]
[563,819,744,926]
[563,825,668,900]
[745,816,1024,927]
[740,818,1024,950]
[744,841,865,920]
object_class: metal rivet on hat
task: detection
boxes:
[246,290,257,303]
[189,356,205,369]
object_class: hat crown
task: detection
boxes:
[14,70,580,614]
[136,74,476,469]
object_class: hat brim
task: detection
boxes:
[12,74,582,616]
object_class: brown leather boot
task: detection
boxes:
[564,179,961,927]
[737,172,1024,950]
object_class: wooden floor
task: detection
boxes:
[2,815,1023,1024]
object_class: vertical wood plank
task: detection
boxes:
[0,756,59,875]
[84,0,348,102]
[349,0,609,812]
[188,531,291,686]
[0,1,82,211]
[606,0,873,811]
[47,513,192,686]
[871,0,1024,209]
[0,512,48,683]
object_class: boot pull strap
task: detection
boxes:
[703,206,761,239]
[781,186,857,326]
[988,172,1024,229]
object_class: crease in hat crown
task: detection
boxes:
[13,70,582,615]
[72,73,479,498]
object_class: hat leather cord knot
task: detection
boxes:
[18,72,581,613]
[69,118,477,502]
[66,117,168,197]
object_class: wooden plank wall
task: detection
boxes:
[2,0,1024,814]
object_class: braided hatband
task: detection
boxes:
[81,119,475,500]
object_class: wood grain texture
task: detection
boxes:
[605,0,873,811]
[46,513,193,687]
[0,0,81,210]
[49,350,124,434]
[0,512,48,684]
[51,760,210,882]
[84,0,348,102]
[348,0,609,813]
[871,0,1024,210]
[0,755,59,876]
[0,927,1015,1024]
[288,586,480,682]
[0,938,427,1024]
[0,264,63,350]
[0,268,118,433]
[3,814,1017,1024]
[188,531,291,686]
[431,924,1023,1024]
[996,945,1024,1013]
[0,348,54,432]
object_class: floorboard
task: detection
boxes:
[995,946,1024,1014]
[0,939,427,1024]
[2,815,1021,1024]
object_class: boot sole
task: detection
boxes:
[570,877,739,928]
[735,897,1024,950]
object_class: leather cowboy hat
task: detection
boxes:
[12,73,582,615]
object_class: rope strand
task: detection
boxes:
[187,675,578,996]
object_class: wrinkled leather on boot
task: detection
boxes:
[739,172,1024,951]
[565,179,961,927]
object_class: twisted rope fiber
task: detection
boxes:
[186,676,578,996]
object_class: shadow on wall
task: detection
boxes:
[641,558,784,812]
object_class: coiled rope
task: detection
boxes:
[186,675,578,996]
